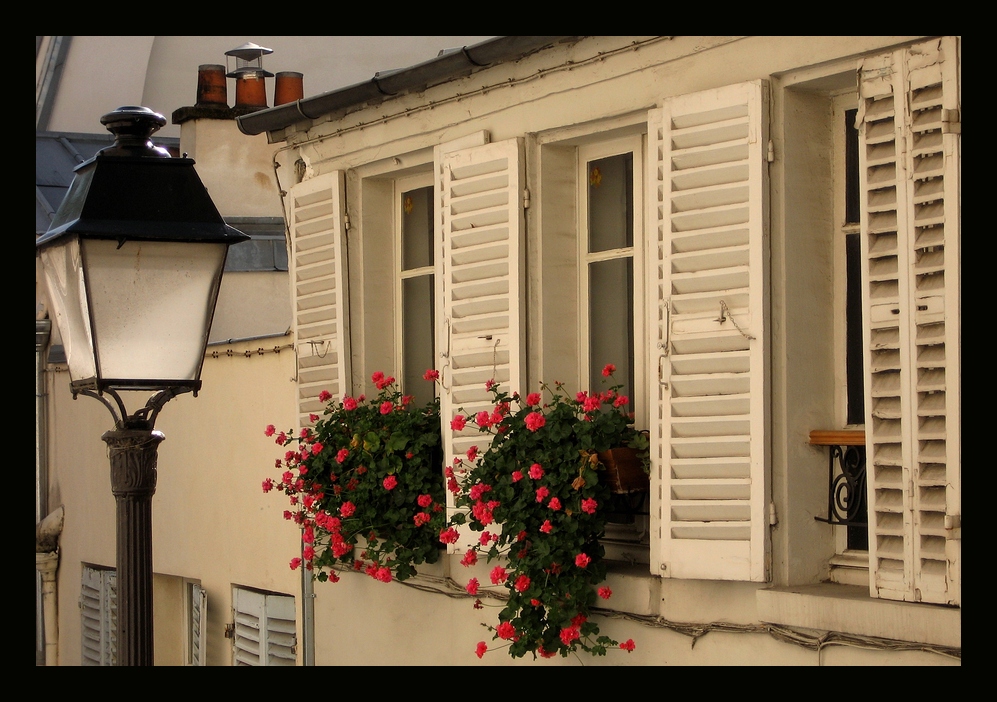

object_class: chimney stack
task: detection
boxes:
[274,72,304,106]
[196,64,227,106]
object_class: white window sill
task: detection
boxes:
[756,583,960,649]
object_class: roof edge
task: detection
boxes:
[236,36,580,137]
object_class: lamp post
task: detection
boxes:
[36,106,248,665]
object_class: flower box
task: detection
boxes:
[598,447,649,494]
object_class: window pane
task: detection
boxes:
[845,109,860,225]
[402,274,435,406]
[589,257,634,405]
[845,232,865,425]
[588,153,633,253]
[402,186,434,271]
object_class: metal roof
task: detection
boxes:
[236,36,581,137]
[35,131,179,236]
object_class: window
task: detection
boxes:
[80,565,207,665]
[577,136,649,564]
[232,586,296,666]
[822,93,870,584]
[578,137,645,423]
[80,564,116,666]
[396,173,436,407]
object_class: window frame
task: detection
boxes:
[393,171,437,404]
[576,135,647,430]
[830,91,871,568]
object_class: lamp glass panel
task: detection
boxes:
[40,238,97,382]
[82,238,226,383]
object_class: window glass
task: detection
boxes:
[588,257,634,405]
[402,275,435,406]
[402,186,434,271]
[584,150,636,407]
[400,183,435,406]
[588,153,633,252]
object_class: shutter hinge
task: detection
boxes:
[344,213,352,231]
[767,139,775,163]
[768,501,779,526]
[941,109,961,134]
[224,623,235,639]
[523,188,530,209]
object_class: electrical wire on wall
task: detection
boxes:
[372,570,962,663]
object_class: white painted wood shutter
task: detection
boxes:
[858,37,960,606]
[436,137,527,550]
[648,80,770,582]
[288,172,352,427]
[232,587,297,666]
[188,582,206,666]
[80,565,116,665]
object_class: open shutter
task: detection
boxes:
[188,582,206,666]
[288,172,352,427]
[436,137,527,550]
[858,37,960,605]
[648,80,770,581]
[233,588,297,666]
[81,565,116,665]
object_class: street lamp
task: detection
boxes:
[36,106,248,665]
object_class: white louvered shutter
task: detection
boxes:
[80,566,116,665]
[436,137,527,551]
[288,172,352,427]
[648,80,770,582]
[858,37,960,606]
[188,582,206,666]
[233,588,297,666]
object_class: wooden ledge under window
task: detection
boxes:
[808,430,865,446]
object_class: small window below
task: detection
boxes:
[232,586,296,666]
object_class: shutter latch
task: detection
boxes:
[224,623,235,639]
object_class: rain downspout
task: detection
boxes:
[301,549,315,665]
[36,506,64,666]
[36,317,51,664]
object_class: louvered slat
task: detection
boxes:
[649,81,769,582]
[289,173,351,427]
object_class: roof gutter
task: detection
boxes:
[236,36,580,137]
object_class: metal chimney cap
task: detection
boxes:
[225,42,273,60]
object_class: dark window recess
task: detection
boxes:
[845,233,865,425]
[845,108,859,225]
[223,217,288,272]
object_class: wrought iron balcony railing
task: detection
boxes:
[809,430,868,551]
